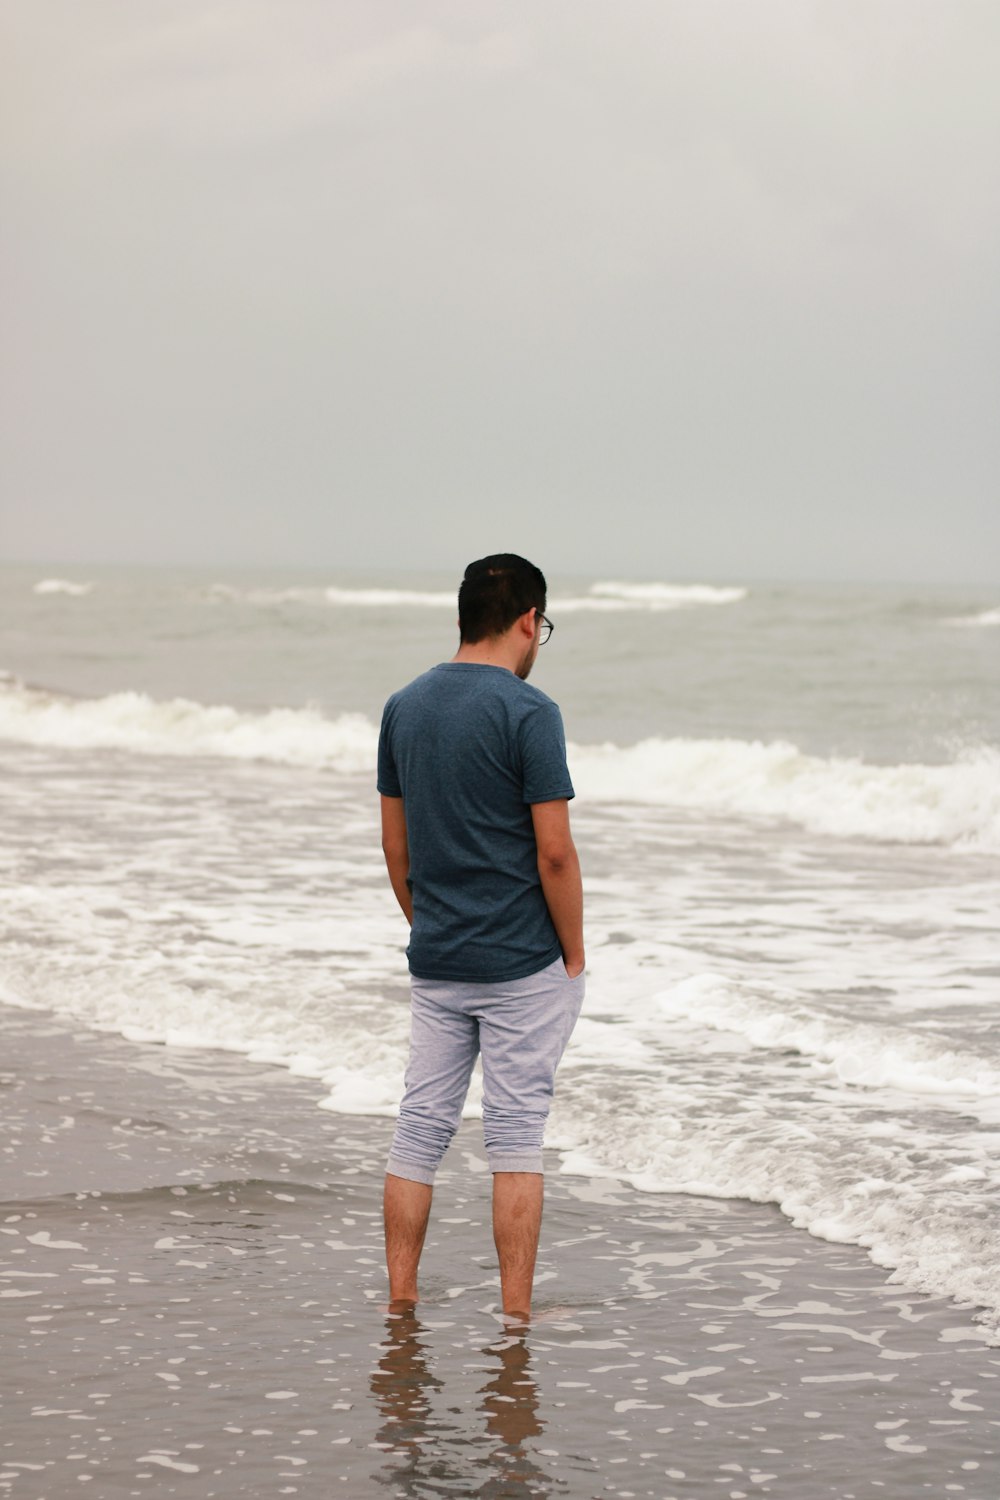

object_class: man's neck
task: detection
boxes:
[451,640,516,673]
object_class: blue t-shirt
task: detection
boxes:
[377,662,575,982]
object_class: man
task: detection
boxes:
[377,553,585,1321]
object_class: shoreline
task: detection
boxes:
[3,1005,999,1498]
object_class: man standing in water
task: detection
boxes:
[377,553,585,1321]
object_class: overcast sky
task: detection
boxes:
[1,1,998,583]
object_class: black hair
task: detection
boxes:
[458,553,547,644]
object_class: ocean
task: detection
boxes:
[2,560,999,1337]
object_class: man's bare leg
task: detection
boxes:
[384,1174,433,1304]
[492,1172,543,1319]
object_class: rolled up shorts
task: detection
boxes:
[386,955,586,1184]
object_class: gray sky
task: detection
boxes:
[2,1,998,583]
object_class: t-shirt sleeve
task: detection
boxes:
[376,700,403,797]
[519,700,575,804]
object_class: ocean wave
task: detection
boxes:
[203,582,458,609]
[33,578,93,596]
[590,580,747,606]
[204,580,747,612]
[570,736,1000,851]
[943,605,1000,628]
[203,582,458,608]
[205,583,325,606]
[552,975,1000,1338]
[324,585,457,607]
[2,676,997,848]
[0,675,377,770]
[555,1089,1000,1340]
[657,974,1000,1098]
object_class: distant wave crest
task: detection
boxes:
[943,605,1000,628]
[324,585,456,607]
[204,582,456,608]
[204,579,747,612]
[589,580,747,607]
[1,676,996,849]
[33,578,93,596]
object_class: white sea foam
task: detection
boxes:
[200,581,456,609]
[205,583,457,609]
[943,605,1000,627]
[0,676,376,769]
[589,580,747,607]
[323,585,457,608]
[552,592,743,613]
[32,578,93,596]
[554,975,1000,1338]
[2,677,997,848]
[555,1099,1000,1338]
[657,974,1000,1099]
[203,580,746,612]
[554,580,746,612]
[570,736,1000,851]
[203,582,451,608]
[206,582,327,606]
[546,595,655,613]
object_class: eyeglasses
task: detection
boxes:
[536,612,554,645]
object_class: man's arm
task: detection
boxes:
[380,794,413,925]
[531,799,584,977]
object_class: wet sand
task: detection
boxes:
[2,1008,998,1499]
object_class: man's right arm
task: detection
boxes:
[530,799,584,977]
[380,794,413,925]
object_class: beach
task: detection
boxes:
[3,1007,998,1500]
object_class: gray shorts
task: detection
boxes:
[386,956,585,1183]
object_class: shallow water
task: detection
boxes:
[3,1013,998,1500]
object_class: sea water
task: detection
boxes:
[1,562,998,1334]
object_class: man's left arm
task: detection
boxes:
[531,798,584,976]
[380,794,413,925]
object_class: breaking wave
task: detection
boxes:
[558,974,1000,1335]
[1,675,996,849]
[657,974,1000,1099]
[0,674,376,771]
[569,736,1000,850]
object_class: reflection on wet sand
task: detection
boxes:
[370,1308,557,1498]
[370,1305,446,1473]
[477,1326,553,1498]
